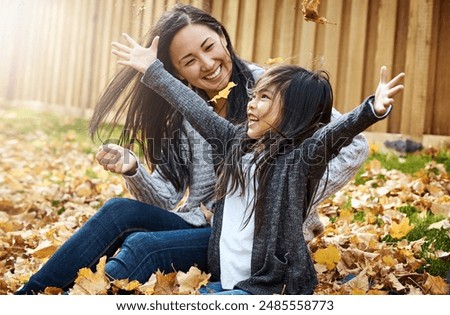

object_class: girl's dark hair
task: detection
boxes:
[217,64,334,231]
[89,4,255,192]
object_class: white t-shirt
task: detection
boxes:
[219,154,256,289]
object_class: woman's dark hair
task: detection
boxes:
[217,64,334,232]
[89,4,255,192]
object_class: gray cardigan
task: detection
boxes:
[125,63,368,235]
[142,60,384,295]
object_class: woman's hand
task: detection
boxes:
[96,143,138,175]
[373,66,405,116]
[112,33,159,73]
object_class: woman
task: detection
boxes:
[15,4,367,294]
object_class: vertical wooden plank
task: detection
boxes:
[272,0,297,63]
[339,0,369,113]
[235,0,258,61]
[64,0,83,108]
[388,0,409,134]
[401,0,435,137]
[49,0,66,106]
[319,0,343,90]
[428,0,447,135]
[221,0,240,46]
[296,6,317,69]
[253,0,277,64]
[210,0,225,21]
[368,0,398,133]
[152,0,167,23]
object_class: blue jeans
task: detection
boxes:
[199,282,251,295]
[15,198,210,294]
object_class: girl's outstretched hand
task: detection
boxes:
[373,66,405,116]
[112,33,159,73]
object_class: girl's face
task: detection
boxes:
[170,24,233,99]
[246,85,282,139]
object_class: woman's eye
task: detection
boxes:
[261,94,270,100]
[205,43,214,51]
[185,59,195,66]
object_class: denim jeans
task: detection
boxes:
[199,282,251,295]
[15,198,211,294]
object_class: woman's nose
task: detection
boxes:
[247,99,256,109]
[199,55,215,71]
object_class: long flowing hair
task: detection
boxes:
[89,4,255,192]
[216,65,334,232]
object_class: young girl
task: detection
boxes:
[113,35,405,295]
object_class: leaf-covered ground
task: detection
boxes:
[0,107,449,295]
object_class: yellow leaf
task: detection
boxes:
[112,279,141,291]
[339,209,353,222]
[71,256,110,295]
[200,203,213,225]
[264,57,284,65]
[382,255,397,267]
[209,82,236,103]
[389,217,414,239]
[313,245,340,270]
[175,266,210,295]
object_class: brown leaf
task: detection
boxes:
[301,0,335,24]
[152,270,177,295]
[423,272,449,295]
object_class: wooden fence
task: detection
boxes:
[0,0,449,139]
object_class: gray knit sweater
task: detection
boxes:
[142,60,383,295]
[124,63,368,240]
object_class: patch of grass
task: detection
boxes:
[383,205,449,278]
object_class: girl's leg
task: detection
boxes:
[15,198,205,294]
[105,228,211,283]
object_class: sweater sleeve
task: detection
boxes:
[122,151,185,211]
[141,60,238,146]
[306,96,389,169]
[312,108,369,205]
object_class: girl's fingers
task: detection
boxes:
[387,72,405,88]
[379,66,387,84]
[388,84,404,97]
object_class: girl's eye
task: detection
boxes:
[205,43,214,51]
[261,94,271,100]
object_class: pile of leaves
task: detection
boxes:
[0,108,449,295]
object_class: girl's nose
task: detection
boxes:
[247,99,256,109]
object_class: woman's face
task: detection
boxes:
[169,24,233,98]
[246,85,282,139]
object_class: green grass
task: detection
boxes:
[381,205,450,278]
